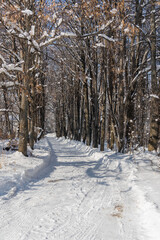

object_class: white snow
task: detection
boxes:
[60,32,77,37]
[57,18,62,27]
[119,23,123,29]
[0,134,160,240]
[99,19,114,31]
[30,25,35,36]
[2,63,22,72]
[52,13,57,21]
[50,29,55,38]
[150,94,159,99]
[95,43,106,48]
[39,32,77,47]
[124,27,130,33]
[0,109,10,112]
[0,68,15,78]
[19,33,25,38]
[41,30,48,38]
[110,8,117,14]
[32,40,40,50]
[21,9,33,16]
[98,34,116,42]
[0,81,16,88]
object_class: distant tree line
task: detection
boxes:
[51,0,160,152]
[0,0,64,155]
[0,0,159,155]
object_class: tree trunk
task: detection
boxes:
[148,0,159,151]
[19,72,28,156]
[100,84,106,151]
[29,75,35,149]
[83,75,90,145]
[2,85,11,136]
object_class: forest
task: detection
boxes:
[0,0,159,156]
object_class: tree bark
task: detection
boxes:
[148,0,159,151]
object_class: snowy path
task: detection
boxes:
[0,135,160,240]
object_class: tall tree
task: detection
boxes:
[148,0,160,151]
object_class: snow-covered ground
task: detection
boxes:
[0,134,160,240]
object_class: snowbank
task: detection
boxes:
[0,135,113,200]
[0,138,52,200]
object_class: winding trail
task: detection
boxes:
[0,135,160,240]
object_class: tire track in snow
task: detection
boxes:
[42,136,114,240]
[1,135,159,240]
